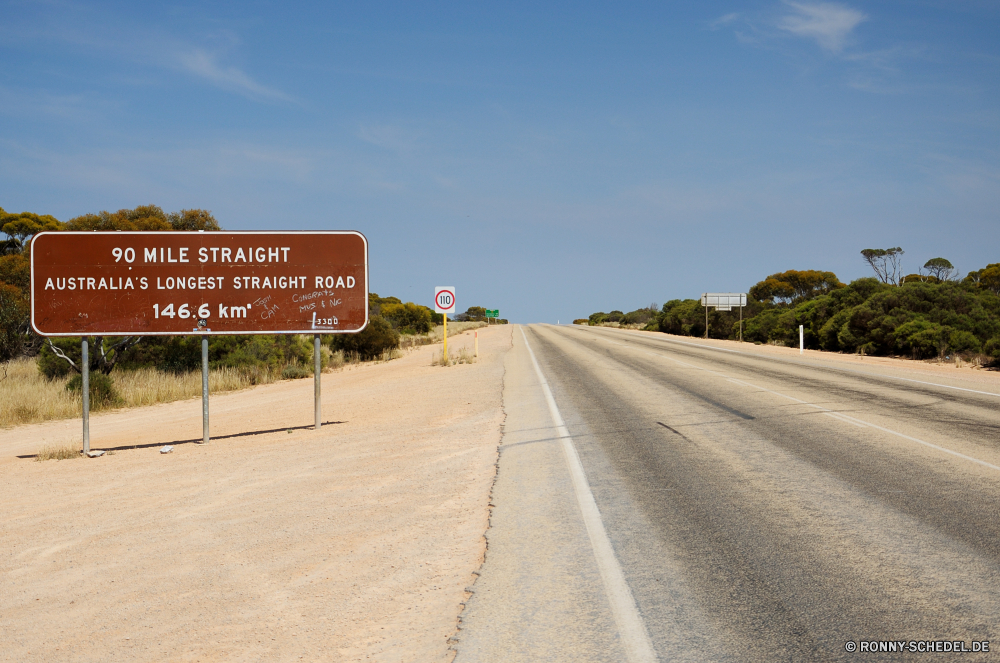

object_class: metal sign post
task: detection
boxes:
[700,293,748,341]
[82,338,90,455]
[435,287,456,364]
[31,231,370,452]
[201,335,209,444]
[314,334,321,429]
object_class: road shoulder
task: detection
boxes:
[0,326,511,662]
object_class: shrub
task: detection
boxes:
[328,315,399,360]
[368,293,402,317]
[281,364,312,380]
[382,302,433,334]
[39,338,84,378]
[657,300,706,337]
[949,330,981,355]
[36,443,81,461]
[984,338,1000,364]
[65,372,123,410]
[620,306,658,327]
[0,282,29,362]
[573,319,589,325]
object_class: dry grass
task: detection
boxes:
[0,358,79,427]
[378,347,405,363]
[327,349,345,371]
[432,347,477,367]
[398,322,488,351]
[1,358,272,429]
[112,366,258,408]
[430,321,487,341]
[35,440,81,461]
[1,338,409,430]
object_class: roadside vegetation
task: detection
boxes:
[582,251,1000,366]
[0,204,506,428]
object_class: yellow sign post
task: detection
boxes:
[434,287,456,365]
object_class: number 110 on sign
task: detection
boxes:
[435,287,456,314]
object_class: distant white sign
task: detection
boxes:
[701,293,747,311]
[435,286,456,315]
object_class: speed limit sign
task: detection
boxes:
[434,286,456,315]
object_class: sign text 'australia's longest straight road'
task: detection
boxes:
[31,231,368,335]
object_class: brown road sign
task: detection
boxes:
[30,231,368,335]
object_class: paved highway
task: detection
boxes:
[455,324,1000,662]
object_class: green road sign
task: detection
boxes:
[485,309,499,318]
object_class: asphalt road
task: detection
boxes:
[455,324,1000,662]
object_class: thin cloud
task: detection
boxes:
[357,124,421,152]
[710,13,741,30]
[1,9,293,104]
[778,1,867,52]
[174,49,293,102]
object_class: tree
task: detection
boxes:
[382,301,433,333]
[1,209,63,254]
[168,209,221,231]
[0,283,29,362]
[923,257,955,282]
[40,336,144,376]
[368,292,402,317]
[0,208,64,361]
[328,315,399,360]
[65,205,220,232]
[749,270,844,305]
[965,263,1000,295]
[861,247,904,286]
[457,306,486,322]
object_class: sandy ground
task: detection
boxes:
[0,325,511,663]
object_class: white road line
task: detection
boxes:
[864,374,1000,398]
[728,377,1000,473]
[823,412,868,428]
[581,326,1000,399]
[521,327,658,663]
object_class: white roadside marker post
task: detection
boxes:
[314,334,322,430]
[800,325,804,354]
[475,330,479,358]
[81,337,90,455]
[201,335,209,444]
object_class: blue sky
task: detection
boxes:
[2,1,998,322]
